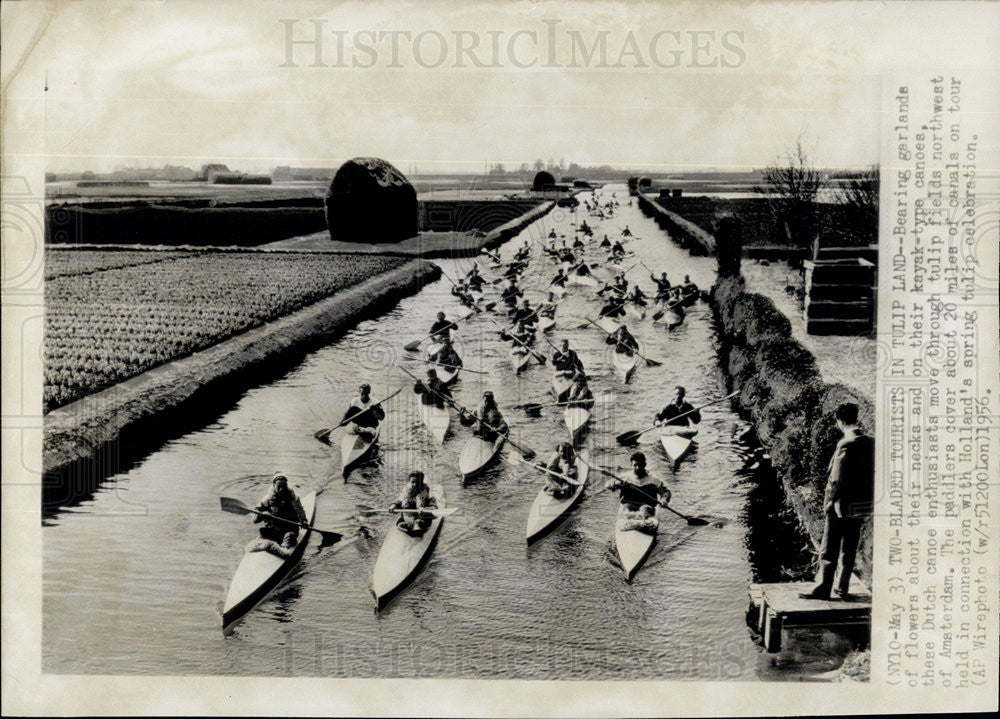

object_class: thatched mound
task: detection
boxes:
[532,171,555,191]
[325,157,417,244]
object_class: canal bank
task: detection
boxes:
[43,259,439,511]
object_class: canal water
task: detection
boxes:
[43,186,825,680]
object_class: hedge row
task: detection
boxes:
[712,275,874,583]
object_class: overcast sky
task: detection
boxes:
[4,1,996,174]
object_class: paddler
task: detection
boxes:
[621,225,632,237]
[466,265,485,291]
[681,274,699,295]
[510,299,538,327]
[598,294,627,321]
[607,323,638,355]
[538,442,578,499]
[627,284,648,307]
[552,339,585,380]
[572,235,585,249]
[501,279,523,308]
[253,473,308,550]
[558,246,576,264]
[548,229,557,239]
[391,470,438,536]
[550,267,569,289]
[609,239,626,260]
[413,367,452,408]
[603,452,671,530]
[655,386,701,427]
[510,319,536,348]
[650,271,672,302]
[459,391,508,443]
[564,373,595,410]
[430,337,463,371]
[430,311,458,343]
[341,383,386,442]
[600,234,612,248]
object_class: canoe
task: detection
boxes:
[419,401,450,444]
[459,434,506,480]
[564,406,591,444]
[660,424,698,465]
[551,374,573,400]
[341,423,380,479]
[538,314,556,333]
[372,484,446,611]
[525,451,589,545]
[612,348,637,383]
[511,345,534,373]
[615,507,659,581]
[222,491,317,628]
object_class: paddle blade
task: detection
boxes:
[403,340,422,352]
[318,530,343,548]
[220,496,252,516]
[687,517,710,526]
[616,430,642,445]
[314,428,333,445]
[645,358,663,367]
[652,310,664,321]
[519,448,537,461]
[484,302,497,312]
[519,403,543,413]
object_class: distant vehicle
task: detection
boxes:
[557,196,580,208]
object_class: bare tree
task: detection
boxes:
[834,165,879,245]
[756,138,821,251]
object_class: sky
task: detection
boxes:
[3,1,997,174]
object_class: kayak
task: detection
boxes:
[222,491,317,629]
[525,451,589,545]
[459,434,506,480]
[431,360,460,385]
[551,374,573,401]
[341,423,380,479]
[511,345,534,373]
[597,316,620,334]
[569,273,598,288]
[625,303,647,321]
[612,348,637,383]
[660,424,698,465]
[372,484,446,611]
[663,309,683,328]
[615,507,659,581]
[419,401,450,444]
[538,314,556,333]
[564,406,591,445]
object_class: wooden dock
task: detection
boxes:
[749,582,871,652]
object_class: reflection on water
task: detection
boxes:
[43,186,856,680]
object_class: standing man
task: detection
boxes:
[800,403,875,600]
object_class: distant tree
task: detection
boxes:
[834,165,879,245]
[533,159,545,173]
[755,138,821,251]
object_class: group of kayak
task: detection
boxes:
[221,189,717,627]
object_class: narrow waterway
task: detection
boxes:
[44,185,821,680]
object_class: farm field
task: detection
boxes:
[44,250,408,412]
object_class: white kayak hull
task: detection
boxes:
[223,491,317,628]
[372,484,445,611]
[660,427,696,465]
[625,304,647,320]
[612,349,637,383]
[538,315,556,333]
[615,509,658,581]
[459,435,506,480]
[597,316,620,335]
[551,374,573,400]
[419,402,450,444]
[525,456,589,545]
[564,407,591,445]
[569,273,598,287]
[341,423,380,479]
[511,346,533,373]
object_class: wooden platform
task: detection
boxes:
[749,582,871,652]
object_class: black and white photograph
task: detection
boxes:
[2,1,998,715]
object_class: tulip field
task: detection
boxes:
[44,250,408,411]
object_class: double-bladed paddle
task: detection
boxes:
[219,496,344,547]
[489,317,547,365]
[313,387,403,445]
[355,504,460,518]
[508,453,585,486]
[615,391,739,445]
